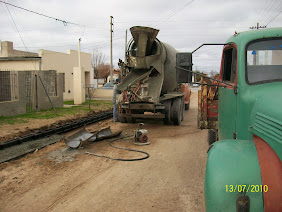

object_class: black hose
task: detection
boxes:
[85,135,150,161]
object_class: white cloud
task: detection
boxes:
[1,0,281,71]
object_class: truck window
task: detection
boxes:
[246,38,282,84]
[222,48,237,83]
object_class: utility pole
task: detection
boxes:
[250,23,266,30]
[110,16,113,83]
[78,38,81,67]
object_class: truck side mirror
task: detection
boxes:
[176,52,192,83]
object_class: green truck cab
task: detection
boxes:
[202,28,282,211]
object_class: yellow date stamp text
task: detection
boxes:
[225,185,268,193]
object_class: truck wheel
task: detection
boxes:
[118,114,127,123]
[181,97,185,121]
[208,129,218,145]
[185,102,190,110]
[163,100,172,125]
[172,98,181,125]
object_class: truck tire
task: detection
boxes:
[208,129,218,145]
[163,100,172,125]
[185,102,190,110]
[172,98,181,125]
[181,97,185,121]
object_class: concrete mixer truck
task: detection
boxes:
[116,26,191,125]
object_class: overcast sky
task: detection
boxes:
[1,0,281,73]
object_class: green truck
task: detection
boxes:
[179,28,282,211]
[204,28,282,211]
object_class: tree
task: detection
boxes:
[91,50,106,78]
[97,64,110,79]
[195,70,205,82]
[209,70,219,78]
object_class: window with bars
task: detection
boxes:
[43,70,57,97]
[0,71,19,102]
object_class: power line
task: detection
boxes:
[0,0,107,30]
[0,27,110,35]
[266,8,282,26]
[115,19,256,24]
[255,0,271,22]
[0,0,70,26]
[152,26,250,29]
[263,2,282,25]
[159,34,230,37]
[4,2,40,72]
[259,0,280,24]
[153,0,195,27]
[14,37,124,50]
[257,0,274,22]
[4,2,29,55]
[1,25,250,36]
[114,26,250,30]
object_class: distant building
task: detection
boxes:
[106,69,121,83]
[0,41,91,102]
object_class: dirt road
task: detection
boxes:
[0,93,208,212]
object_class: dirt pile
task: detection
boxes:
[0,110,111,144]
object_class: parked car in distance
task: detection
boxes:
[192,82,200,87]
[101,82,114,89]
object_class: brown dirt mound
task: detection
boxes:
[0,110,111,144]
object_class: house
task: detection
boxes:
[0,41,91,104]
[106,69,121,83]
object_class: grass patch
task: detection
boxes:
[0,100,113,126]
[0,116,27,125]
[63,100,75,105]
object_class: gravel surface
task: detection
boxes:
[0,92,208,212]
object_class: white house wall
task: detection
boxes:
[39,49,91,101]
[0,41,91,102]
[0,60,40,70]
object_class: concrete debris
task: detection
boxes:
[0,134,64,164]
[64,127,122,149]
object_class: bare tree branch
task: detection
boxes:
[97,64,110,78]
[91,50,106,78]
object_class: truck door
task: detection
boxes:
[218,44,238,140]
